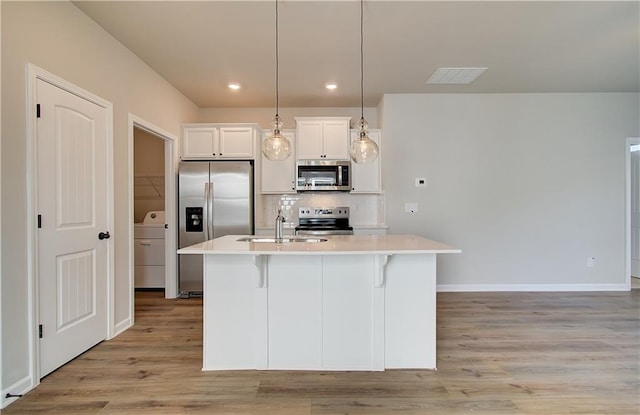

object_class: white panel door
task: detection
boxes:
[632,148,640,277]
[37,79,110,377]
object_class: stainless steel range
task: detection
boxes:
[295,207,354,236]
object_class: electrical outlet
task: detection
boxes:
[587,256,596,267]
[415,178,427,187]
[405,203,418,213]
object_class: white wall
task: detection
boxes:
[1,1,198,403]
[381,93,640,290]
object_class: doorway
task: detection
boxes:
[127,115,178,310]
[133,128,166,291]
[627,137,640,289]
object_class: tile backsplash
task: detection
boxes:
[259,193,385,228]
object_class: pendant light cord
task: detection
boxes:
[360,0,364,121]
[275,0,280,117]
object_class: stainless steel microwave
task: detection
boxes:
[296,160,351,192]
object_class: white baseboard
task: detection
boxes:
[113,318,132,338]
[1,375,33,409]
[437,283,630,292]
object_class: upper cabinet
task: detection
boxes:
[261,130,297,194]
[181,124,258,160]
[296,117,350,160]
[350,129,382,193]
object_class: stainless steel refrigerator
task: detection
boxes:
[178,161,254,295]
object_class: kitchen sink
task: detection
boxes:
[237,236,328,243]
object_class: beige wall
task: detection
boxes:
[198,106,378,129]
[134,128,165,223]
[380,93,640,289]
[1,1,198,399]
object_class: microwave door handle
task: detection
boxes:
[338,166,343,186]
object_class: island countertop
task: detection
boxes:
[177,234,461,255]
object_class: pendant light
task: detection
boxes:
[262,0,292,161]
[350,0,378,164]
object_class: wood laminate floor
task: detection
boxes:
[3,290,638,414]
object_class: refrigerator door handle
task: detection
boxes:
[208,182,214,238]
[203,182,210,241]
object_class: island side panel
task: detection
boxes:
[322,255,377,370]
[384,253,437,369]
[268,255,323,369]
[203,254,265,370]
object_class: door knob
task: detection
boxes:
[98,231,111,240]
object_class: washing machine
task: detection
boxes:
[134,211,165,288]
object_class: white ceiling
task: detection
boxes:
[73,1,639,108]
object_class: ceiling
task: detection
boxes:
[73,1,639,108]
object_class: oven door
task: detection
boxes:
[295,228,354,236]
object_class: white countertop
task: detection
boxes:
[178,234,460,256]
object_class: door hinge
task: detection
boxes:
[36,104,41,118]
[37,214,42,229]
[39,324,43,339]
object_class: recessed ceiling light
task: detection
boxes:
[426,68,487,85]
[228,82,241,90]
[325,82,338,90]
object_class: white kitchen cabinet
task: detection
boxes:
[296,117,350,160]
[350,129,382,193]
[181,124,258,160]
[260,130,296,194]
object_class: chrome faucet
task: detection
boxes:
[275,209,285,242]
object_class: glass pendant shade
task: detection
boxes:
[262,115,291,161]
[350,117,378,164]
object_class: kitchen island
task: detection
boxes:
[178,234,460,371]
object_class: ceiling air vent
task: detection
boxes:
[426,67,487,85]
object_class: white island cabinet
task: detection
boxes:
[178,234,460,371]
